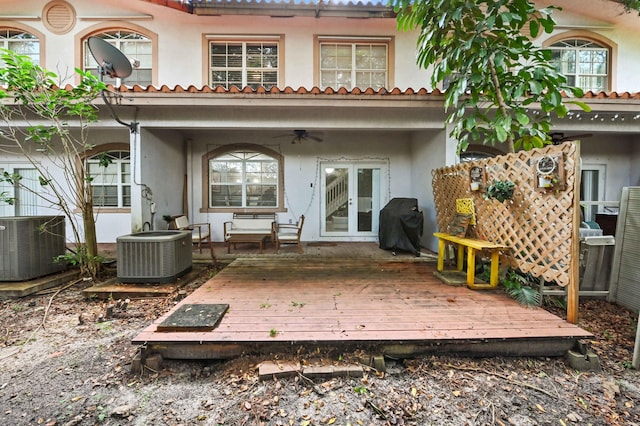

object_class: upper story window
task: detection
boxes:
[0,29,40,66]
[83,31,152,86]
[209,38,279,89]
[202,145,283,211]
[318,38,389,90]
[86,150,131,208]
[549,39,609,92]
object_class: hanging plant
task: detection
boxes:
[485,179,515,203]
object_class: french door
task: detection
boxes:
[320,162,385,238]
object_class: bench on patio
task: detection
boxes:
[433,232,509,290]
[224,213,276,253]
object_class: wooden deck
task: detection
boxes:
[132,256,592,360]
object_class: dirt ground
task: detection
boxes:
[1,264,640,426]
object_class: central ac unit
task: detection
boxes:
[117,231,192,283]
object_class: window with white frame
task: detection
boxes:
[83,31,152,86]
[0,165,39,216]
[208,151,278,208]
[0,29,40,66]
[549,39,609,92]
[209,40,279,89]
[319,40,388,90]
[86,151,131,208]
[581,165,606,223]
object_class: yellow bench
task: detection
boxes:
[433,232,509,289]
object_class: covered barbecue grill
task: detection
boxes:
[378,198,423,256]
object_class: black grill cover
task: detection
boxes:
[378,198,423,254]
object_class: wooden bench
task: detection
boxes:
[433,232,509,289]
[224,213,276,253]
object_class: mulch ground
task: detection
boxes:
[1,266,640,425]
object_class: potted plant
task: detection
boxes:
[485,179,515,203]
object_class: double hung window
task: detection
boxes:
[319,40,389,90]
[209,39,279,89]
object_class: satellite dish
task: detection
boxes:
[87,36,132,79]
[87,36,137,133]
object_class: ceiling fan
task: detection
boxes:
[549,132,593,145]
[275,130,324,144]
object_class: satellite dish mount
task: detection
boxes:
[87,36,137,133]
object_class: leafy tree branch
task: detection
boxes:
[391,0,592,153]
[0,49,107,277]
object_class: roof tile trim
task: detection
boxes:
[99,84,639,99]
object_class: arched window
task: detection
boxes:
[549,38,609,92]
[0,29,40,65]
[203,145,283,211]
[459,144,504,162]
[85,148,131,209]
[83,30,152,86]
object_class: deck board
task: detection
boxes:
[132,257,592,359]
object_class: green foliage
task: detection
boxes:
[353,385,369,395]
[0,49,106,277]
[54,244,102,269]
[543,294,566,310]
[502,269,542,307]
[484,179,515,203]
[391,0,590,153]
[618,0,640,13]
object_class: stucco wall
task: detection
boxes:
[409,130,446,253]
[184,130,416,243]
[138,129,186,232]
[580,136,634,202]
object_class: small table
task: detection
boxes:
[226,234,268,254]
[433,232,509,289]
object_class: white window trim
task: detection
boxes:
[207,36,281,89]
[87,152,131,209]
[318,38,389,90]
[549,39,609,92]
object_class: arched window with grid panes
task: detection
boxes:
[83,30,152,87]
[202,144,284,212]
[84,146,131,210]
[0,28,40,66]
[548,38,610,93]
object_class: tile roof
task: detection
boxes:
[141,0,396,16]
[107,84,434,95]
[102,83,640,101]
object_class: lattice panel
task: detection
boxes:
[432,143,578,287]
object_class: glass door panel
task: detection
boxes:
[324,167,349,233]
[321,163,383,237]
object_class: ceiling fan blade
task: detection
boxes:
[550,132,593,145]
[561,133,593,141]
[307,135,323,142]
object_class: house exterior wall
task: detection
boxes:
[581,136,635,201]
[185,130,416,242]
[632,140,640,187]
[1,0,639,247]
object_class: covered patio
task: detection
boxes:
[132,245,591,361]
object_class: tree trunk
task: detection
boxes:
[81,202,100,277]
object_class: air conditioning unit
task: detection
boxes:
[0,216,66,281]
[117,231,192,283]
